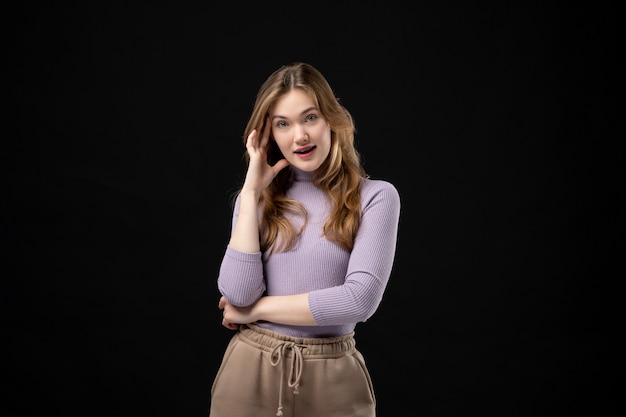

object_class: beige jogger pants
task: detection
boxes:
[209,324,376,417]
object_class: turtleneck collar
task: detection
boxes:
[291,167,315,183]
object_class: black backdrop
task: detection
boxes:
[2,3,622,416]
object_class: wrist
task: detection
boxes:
[257,296,274,321]
[239,187,262,202]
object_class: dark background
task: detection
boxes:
[2,2,622,416]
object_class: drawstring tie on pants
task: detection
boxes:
[270,341,305,416]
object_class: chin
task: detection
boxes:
[292,160,322,172]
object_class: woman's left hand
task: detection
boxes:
[218,296,255,330]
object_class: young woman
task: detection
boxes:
[209,62,401,417]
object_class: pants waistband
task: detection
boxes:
[237,323,356,358]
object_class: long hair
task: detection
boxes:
[240,62,367,254]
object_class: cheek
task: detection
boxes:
[272,133,291,154]
[317,125,332,146]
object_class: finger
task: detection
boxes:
[246,129,257,150]
[272,158,290,174]
[218,296,226,309]
[222,318,237,330]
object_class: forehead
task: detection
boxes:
[271,89,316,118]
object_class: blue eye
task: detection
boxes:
[306,114,318,122]
[276,121,287,128]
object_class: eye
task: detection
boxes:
[276,120,288,128]
[305,114,318,123]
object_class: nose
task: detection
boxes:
[294,123,309,143]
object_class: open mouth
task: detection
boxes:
[294,145,316,154]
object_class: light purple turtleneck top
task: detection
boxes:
[217,167,401,337]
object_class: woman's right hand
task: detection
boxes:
[242,117,290,197]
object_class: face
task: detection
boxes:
[269,89,331,172]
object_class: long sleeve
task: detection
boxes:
[308,180,401,325]
[216,195,266,307]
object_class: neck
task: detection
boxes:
[291,167,314,182]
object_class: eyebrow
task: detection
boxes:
[271,106,318,121]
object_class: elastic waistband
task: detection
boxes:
[237,323,356,358]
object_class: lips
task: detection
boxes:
[294,145,316,154]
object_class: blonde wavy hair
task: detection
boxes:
[239,62,367,254]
